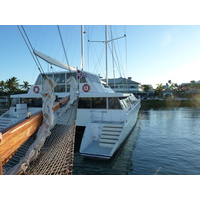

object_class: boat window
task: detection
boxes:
[129,95,137,104]
[11,98,20,106]
[54,73,65,83]
[80,78,87,83]
[54,85,66,93]
[46,74,53,80]
[92,98,106,108]
[66,85,70,92]
[78,98,92,108]
[35,74,44,85]
[108,98,122,109]
[20,98,42,107]
[119,97,128,108]
[87,74,101,84]
[78,98,106,109]
[36,72,78,86]
[110,85,117,89]
[66,72,77,80]
[125,97,131,107]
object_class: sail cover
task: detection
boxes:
[34,50,77,71]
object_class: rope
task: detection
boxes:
[26,101,77,175]
[17,25,45,76]
[3,101,78,175]
[57,25,71,72]
[3,76,79,175]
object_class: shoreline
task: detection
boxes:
[141,99,200,109]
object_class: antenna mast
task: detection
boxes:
[88,25,126,85]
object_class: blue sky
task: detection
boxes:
[1,25,200,88]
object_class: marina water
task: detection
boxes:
[73,107,200,175]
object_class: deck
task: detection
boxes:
[80,141,113,159]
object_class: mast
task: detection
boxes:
[81,25,85,70]
[88,25,126,85]
[105,25,108,85]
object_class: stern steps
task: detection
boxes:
[0,118,16,131]
[99,124,123,148]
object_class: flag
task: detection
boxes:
[77,70,87,79]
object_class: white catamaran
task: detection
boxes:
[0,25,141,160]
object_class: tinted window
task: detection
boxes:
[78,98,106,109]
[108,98,122,109]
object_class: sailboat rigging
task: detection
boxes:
[0,25,79,174]
[88,25,126,85]
[79,25,140,159]
[0,25,140,164]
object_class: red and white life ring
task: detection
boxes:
[33,86,40,93]
[82,84,90,92]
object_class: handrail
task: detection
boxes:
[0,96,69,172]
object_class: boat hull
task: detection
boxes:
[80,101,141,159]
[111,102,140,156]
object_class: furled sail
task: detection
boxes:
[33,50,77,71]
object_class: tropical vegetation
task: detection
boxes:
[0,77,30,96]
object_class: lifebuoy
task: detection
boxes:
[82,84,90,92]
[33,86,40,93]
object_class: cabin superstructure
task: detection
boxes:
[29,70,114,97]
[0,49,140,160]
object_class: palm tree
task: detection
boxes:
[21,81,30,91]
[154,83,163,98]
[0,80,5,95]
[143,85,150,98]
[166,80,179,90]
[5,77,19,93]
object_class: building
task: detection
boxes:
[178,81,200,99]
[104,77,145,98]
[163,88,174,99]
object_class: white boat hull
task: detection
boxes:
[80,101,140,159]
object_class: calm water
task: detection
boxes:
[73,107,200,175]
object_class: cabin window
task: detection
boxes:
[47,74,53,80]
[108,98,122,109]
[92,98,106,108]
[80,78,87,83]
[66,73,77,80]
[54,73,65,83]
[87,74,101,84]
[78,98,106,109]
[78,97,122,109]
[20,98,42,107]
[125,97,131,107]
[11,98,20,106]
[119,97,128,108]
[129,95,137,104]
[110,85,117,89]
[35,72,77,86]
[78,98,92,108]
[35,75,44,85]
[54,85,66,93]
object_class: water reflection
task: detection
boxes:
[73,121,140,175]
[73,107,200,175]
